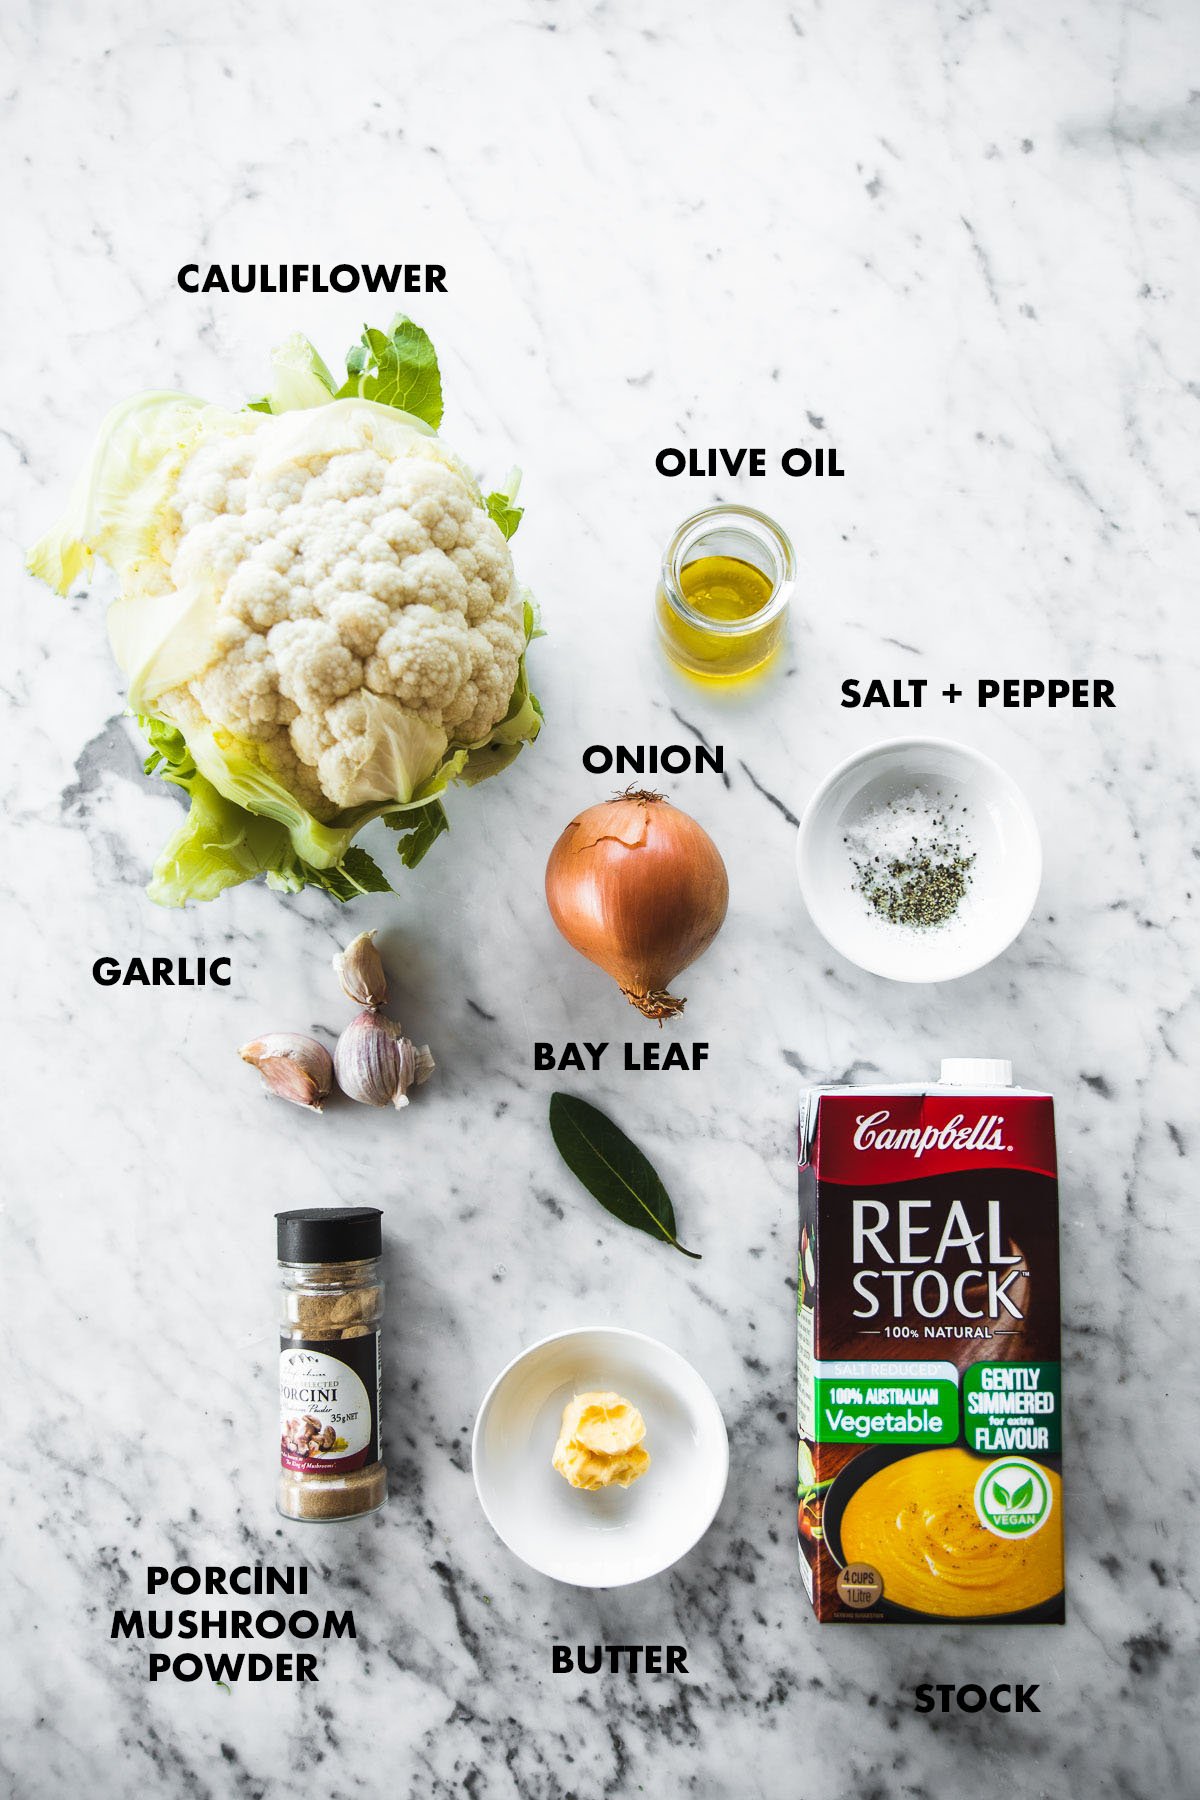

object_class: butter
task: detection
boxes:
[552,1391,650,1491]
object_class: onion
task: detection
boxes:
[545,789,729,1020]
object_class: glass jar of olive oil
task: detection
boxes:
[656,505,795,681]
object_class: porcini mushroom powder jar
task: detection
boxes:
[276,1207,387,1522]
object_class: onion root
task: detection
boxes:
[621,986,687,1022]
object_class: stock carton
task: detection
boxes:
[797,1060,1065,1624]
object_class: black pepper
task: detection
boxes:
[848,795,976,930]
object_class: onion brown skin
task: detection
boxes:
[544,791,729,1019]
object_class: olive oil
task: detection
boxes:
[679,554,774,624]
[656,507,794,682]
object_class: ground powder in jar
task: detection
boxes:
[276,1207,387,1522]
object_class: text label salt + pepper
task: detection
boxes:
[840,677,1115,709]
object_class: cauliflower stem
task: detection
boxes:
[29,318,542,906]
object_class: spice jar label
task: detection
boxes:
[279,1338,380,1475]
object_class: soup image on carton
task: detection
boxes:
[796,1058,1065,1624]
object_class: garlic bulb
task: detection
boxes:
[240,1034,333,1113]
[333,930,388,1011]
[334,1011,435,1110]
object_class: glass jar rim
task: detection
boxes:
[278,1256,382,1276]
[660,504,795,637]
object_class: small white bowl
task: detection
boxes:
[796,737,1041,982]
[472,1327,729,1588]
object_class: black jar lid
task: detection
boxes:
[276,1206,383,1264]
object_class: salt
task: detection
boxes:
[844,789,976,931]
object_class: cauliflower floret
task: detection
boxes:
[393,548,469,613]
[258,466,307,511]
[374,507,429,557]
[173,513,258,587]
[289,708,334,770]
[359,560,408,606]
[190,633,298,742]
[271,619,363,711]
[442,679,481,735]
[451,620,522,741]
[296,511,369,579]
[330,554,366,590]
[330,594,391,657]
[475,609,525,667]
[452,532,513,624]
[322,449,387,502]
[212,616,251,656]
[252,537,297,576]
[221,564,292,631]
[284,584,318,621]
[176,470,230,530]
[451,533,506,585]
[404,479,475,551]
[366,606,472,714]
[172,428,259,531]
[240,506,281,546]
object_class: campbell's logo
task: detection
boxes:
[852,1110,1010,1159]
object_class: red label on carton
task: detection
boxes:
[811,1095,1058,1185]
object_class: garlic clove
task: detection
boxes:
[333,930,388,1011]
[334,1010,402,1108]
[414,1046,436,1086]
[240,1034,333,1113]
[335,1010,430,1110]
[336,1015,401,1108]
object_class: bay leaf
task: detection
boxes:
[548,1092,700,1259]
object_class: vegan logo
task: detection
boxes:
[974,1457,1054,1539]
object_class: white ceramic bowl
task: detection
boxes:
[796,737,1042,982]
[472,1327,729,1588]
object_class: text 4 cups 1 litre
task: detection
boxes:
[797,1059,1064,1625]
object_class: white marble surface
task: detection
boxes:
[3,0,1198,1795]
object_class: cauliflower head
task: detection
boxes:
[158,403,526,813]
[29,319,541,906]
